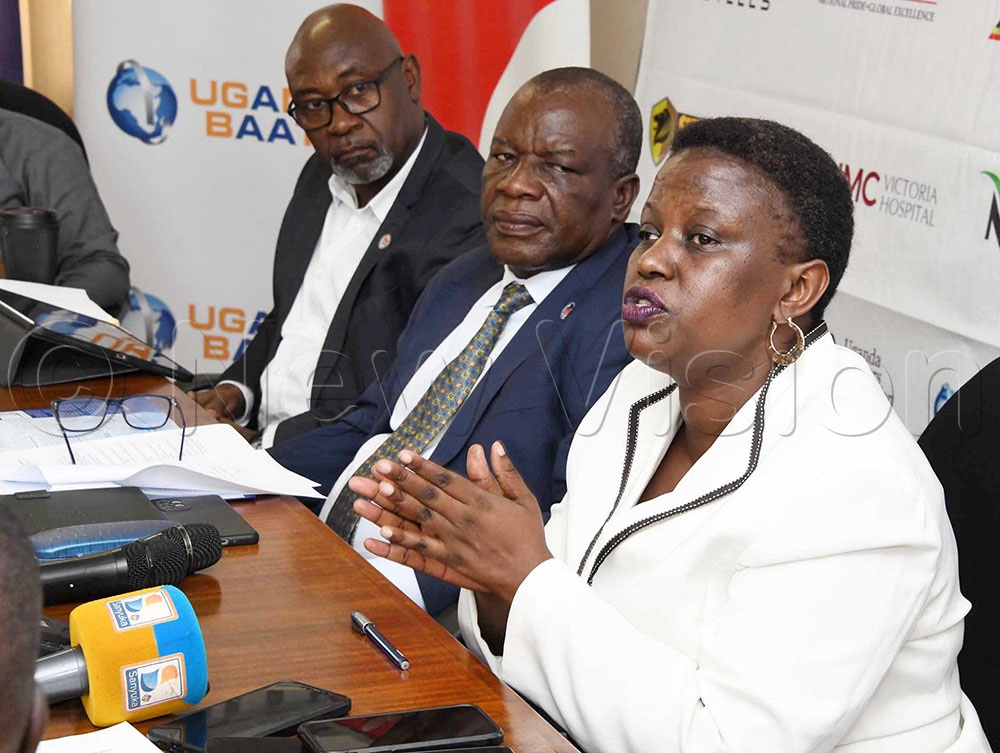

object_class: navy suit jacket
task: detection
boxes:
[221,114,485,443]
[269,223,639,614]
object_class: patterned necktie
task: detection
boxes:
[327,281,534,542]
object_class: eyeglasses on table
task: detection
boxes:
[50,394,186,464]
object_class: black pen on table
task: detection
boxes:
[352,610,410,670]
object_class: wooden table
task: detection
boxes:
[14,375,576,751]
[0,373,173,413]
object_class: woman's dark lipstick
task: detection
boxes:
[622,285,667,324]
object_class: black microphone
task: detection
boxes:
[39,523,222,605]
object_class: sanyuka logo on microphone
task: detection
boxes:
[107,588,178,631]
[123,654,186,710]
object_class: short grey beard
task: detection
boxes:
[330,142,394,185]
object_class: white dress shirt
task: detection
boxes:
[223,128,428,448]
[320,264,573,609]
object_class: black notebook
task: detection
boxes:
[0,486,258,547]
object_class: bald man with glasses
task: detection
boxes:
[191,4,486,448]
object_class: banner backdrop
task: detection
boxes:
[633,0,1000,435]
[73,0,341,378]
[73,0,587,376]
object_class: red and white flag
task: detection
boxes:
[384,0,590,152]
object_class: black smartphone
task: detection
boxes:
[147,680,351,753]
[152,495,260,546]
[297,704,503,753]
[205,740,302,753]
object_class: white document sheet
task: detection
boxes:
[0,279,116,323]
[0,409,180,452]
[0,423,322,498]
[37,721,161,752]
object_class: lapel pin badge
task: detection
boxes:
[560,302,576,320]
[378,233,392,249]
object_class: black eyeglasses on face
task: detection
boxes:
[287,56,404,131]
[50,394,186,464]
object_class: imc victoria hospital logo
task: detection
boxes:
[649,97,700,164]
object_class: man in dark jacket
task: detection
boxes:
[192,4,485,447]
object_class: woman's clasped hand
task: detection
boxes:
[348,442,551,602]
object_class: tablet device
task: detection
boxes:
[0,288,192,381]
[152,495,259,546]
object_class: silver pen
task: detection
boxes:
[351,610,410,670]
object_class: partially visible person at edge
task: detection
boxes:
[268,67,641,618]
[0,506,47,753]
[190,3,485,448]
[0,84,131,314]
[347,117,990,752]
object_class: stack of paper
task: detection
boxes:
[0,423,322,499]
[37,721,162,752]
[0,408,179,452]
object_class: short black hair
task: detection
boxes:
[0,507,41,746]
[526,67,642,179]
[671,117,853,320]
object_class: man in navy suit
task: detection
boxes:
[269,67,642,616]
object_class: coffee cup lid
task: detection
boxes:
[0,207,58,227]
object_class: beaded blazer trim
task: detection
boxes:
[576,321,830,585]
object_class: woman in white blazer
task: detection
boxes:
[348,117,989,753]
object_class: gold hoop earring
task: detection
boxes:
[767,319,805,366]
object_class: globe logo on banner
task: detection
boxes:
[122,288,178,351]
[106,60,178,144]
[934,384,954,416]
